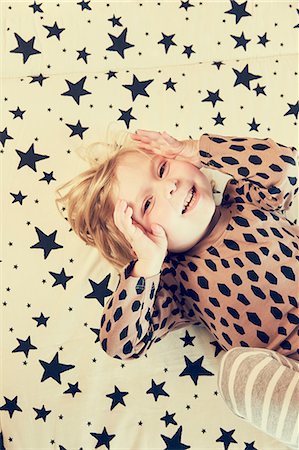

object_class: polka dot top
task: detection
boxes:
[100,133,299,361]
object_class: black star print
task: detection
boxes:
[233,64,262,90]
[33,405,51,422]
[106,386,129,410]
[65,120,89,139]
[0,396,23,418]
[285,101,298,119]
[12,336,37,358]
[49,268,73,290]
[202,89,224,108]
[106,27,134,59]
[61,76,91,105]
[158,33,177,54]
[43,21,65,40]
[0,127,14,147]
[161,425,190,450]
[122,74,154,101]
[16,144,49,172]
[29,74,48,86]
[216,427,238,450]
[224,0,251,25]
[146,379,170,402]
[10,33,41,64]
[30,227,63,259]
[180,355,214,385]
[90,427,116,448]
[85,273,114,307]
[39,352,75,384]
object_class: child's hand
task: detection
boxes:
[113,199,168,264]
[130,130,186,159]
[130,129,201,167]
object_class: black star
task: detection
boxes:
[212,112,226,126]
[231,31,251,51]
[216,427,238,450]
[183,45,195,59]
[10,33,41,64]
[77,0,92,11]
[48,268,73,290]
[85,273,114,307]
[202,89,224,108]
[29,2,43,14]
[180,1,195,12]
[224,0,251,24]
[106,27,134,59]
[161,410,177,427]
[212,61,225,70]
[9,106,25,119]
[32,313,49,327]
[108,14,122,27]
[180,330,196,347]
[30,227,63,259]
[122,74,154,101]
[246,117,260,131]
[0,127,14,147]
[253,83,266,97]
[90,427,116,448]
[233,64,262,90]
[12,336,37,358]
[210,340,224,357]
[77,47,91,63]
[29,74,48,86]
[39,352,75,384]
[179,355,214,385]
[164,78,177,91]
[0,396,22,418]
[16,143,49,172]
[33,405,51,422]
[43,21,65,40]
[146,379,170,402]
[106,386,129,410]
[285,101,298,119]
[63,382,82,398]
[257,32,270,47]
[117,107,137,129]
[61,76,91,105]
[158,33,177,54]
[66,120,89,139]
[161,425,190,449]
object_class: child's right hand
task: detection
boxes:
[113,199,168,264]
[130,130,201,167]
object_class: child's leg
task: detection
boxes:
[217,347,299,450]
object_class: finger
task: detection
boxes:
[113,199,127,231]
[135,130,162,139]
[131,134,152,143]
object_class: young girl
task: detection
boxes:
[56,129,298,449]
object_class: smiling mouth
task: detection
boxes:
[182,185,197,214]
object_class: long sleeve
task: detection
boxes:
[197,133,298,212]
[99,259,193,360]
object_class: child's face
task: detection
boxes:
[113,151,216,253]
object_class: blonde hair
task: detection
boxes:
[55,130,216,273]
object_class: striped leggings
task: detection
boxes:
[217,347,299,450]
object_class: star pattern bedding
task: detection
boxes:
[1,1,298,449]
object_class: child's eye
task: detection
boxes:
[143,162,167,213]
[159,161,167,178]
